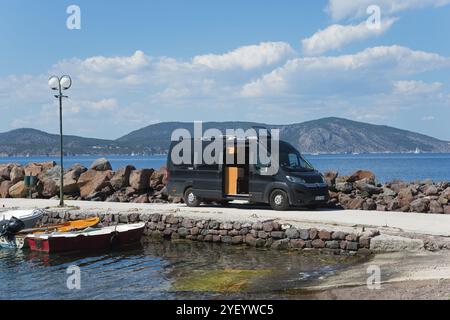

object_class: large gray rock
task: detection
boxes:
[370,234,424,252]
[10,166,25,184]
[355,180,382,194]
[77,169,113,198]
[90,158,112,171]
[110,165,135,191]
[336,182,353,193]
[129,169,154,191]
[409,198,429,213]
[0,180,13,198]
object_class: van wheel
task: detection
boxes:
[269,190,290,211]
[184,188,201,207]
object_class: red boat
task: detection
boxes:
[26,223,145,253]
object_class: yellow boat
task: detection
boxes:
[1,217,101,249]
[18,217,100,235]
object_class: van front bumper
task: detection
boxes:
[288,183,330,206]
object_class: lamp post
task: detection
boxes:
[48,75,72,207]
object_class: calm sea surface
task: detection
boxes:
[1,153,450,182]
[0,240,367,300]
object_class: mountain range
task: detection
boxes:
[1,117,449,156]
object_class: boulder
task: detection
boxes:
[90,158,112,171]
[382,187,397,197]
[370,234,424,252]
[150,167,167,189]
[429,200,444,214]
[336,182,353,193]
[347,197,365,210]
[129,169,154,191]
[397,187,415,208]
[424,185,439,196]
[323,171,338,188]
[9,181,27,198]
[62,171,79,195]
[348,170,376,184]
[354,180,382,194]
[0,180,13,198]
[409,198,429,213]
[0,163,15,180]
[444,206,450,215]
[362,198,377,210]
[24,161,56,176]
[77,169,113,198]
[386,199,400,211]
[67,163,87,178]
[110,165,135,191]
[132,194,150,203]
[40,178,58,198]
[10,166,24,184]
[38,166,61,183]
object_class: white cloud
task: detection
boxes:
[302,18,397,56]
[87,98,118,111]
[54,50,150,75]
[393,80,443,94]
[326,0,450,21]
[422,115,436,121]
[242,46,450,97]
[1,43,450,139]
[192,42,294,70]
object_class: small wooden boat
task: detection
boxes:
[26,223,145,253]
[0,217,100,249]
[0,209,44,229]
[19,217,100,235]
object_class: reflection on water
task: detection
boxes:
[0,240,368,300]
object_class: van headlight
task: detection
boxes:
[286,176,306,184]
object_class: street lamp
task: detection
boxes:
[48,75,72,207]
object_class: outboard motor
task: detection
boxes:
[0,216,25,238]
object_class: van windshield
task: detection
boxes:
[279,146,314,172]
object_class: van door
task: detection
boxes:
[192,164,223,200]
[249,164,274,202]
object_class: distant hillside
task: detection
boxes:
[1,118,449,156]
[116,118,450,154]
[0,128,121,156]
[277,117,450,153]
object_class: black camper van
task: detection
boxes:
[166,136,329,211]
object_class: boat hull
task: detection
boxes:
[0,209,44,229]
[27,224,145,253]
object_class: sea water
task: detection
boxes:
[1,153,450,183]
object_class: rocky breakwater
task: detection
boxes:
[325,170,450,214]
[0,158,176,204]
[40,210,379,255]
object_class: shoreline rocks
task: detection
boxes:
[325,170,450,214]
[0,158,449,214]
[0,159,173,204]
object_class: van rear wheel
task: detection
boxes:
[184,188,201,207]
[269,190,290,211]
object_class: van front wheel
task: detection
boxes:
[269,190,290,211]
[184,188,201,207]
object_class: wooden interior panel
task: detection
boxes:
[225,166,238,195]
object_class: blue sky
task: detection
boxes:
[0,0,450,141]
